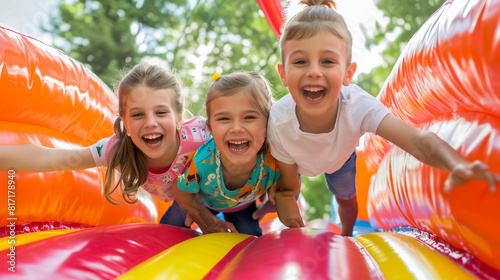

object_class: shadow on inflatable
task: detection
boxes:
[1,0,499,279]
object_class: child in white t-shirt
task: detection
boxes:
[268,0,499,236]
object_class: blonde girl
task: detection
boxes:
[172,71,279,236]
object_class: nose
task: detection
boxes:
[144,113,158,128]
[230,119,245,133]
[307,63,322,78]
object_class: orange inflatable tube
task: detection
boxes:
[364,0,500,271]
[0,26,159,229]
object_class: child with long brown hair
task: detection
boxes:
[0,61,210,224]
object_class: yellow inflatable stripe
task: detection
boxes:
[0,229,80,251]
[117,232,252,280]
[356,232,476,280]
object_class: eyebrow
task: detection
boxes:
[128,104,170,111]
[212,109,261,118]
[289,49,341,57]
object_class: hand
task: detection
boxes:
[184,215,194,227]
[444,160,499,193]
[274,191,304,228]
[199,219,238,234]
[279,215,305,228]
[252,200,277,221]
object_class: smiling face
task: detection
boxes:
[207,90,267,170]
[121,85,182,168]
[278,30,356,125]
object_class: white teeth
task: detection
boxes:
[143,134,161,139]
[228,140,249,152]
[305,95,323,101]
[229,141,248,144]
[303,87,324,92]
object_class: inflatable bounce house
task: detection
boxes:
[1,0,499,278]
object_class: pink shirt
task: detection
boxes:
[89,116,210,201]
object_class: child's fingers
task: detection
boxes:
[470,160,498,192]
[297,218,305,227]
[493,174,500,193]
[184,215,194,227]
[226,222,238,233]
[444,172,467,193]
[485,172,498,193]
[443,177,453,193]
[252,207,262,220]
[252,203,277,220]
[446,161,498,193]
[285,217,304,228]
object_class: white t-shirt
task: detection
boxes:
[267,84,389,177]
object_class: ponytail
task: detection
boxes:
[103,118,148,204]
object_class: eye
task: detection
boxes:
[131,112,143,118]
[292,59,306,65]
[156,111,168,116]
[323,59,335,64]
[244,115,258,120]
[216,117,230,121]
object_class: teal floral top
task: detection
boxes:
[177,138,280,211]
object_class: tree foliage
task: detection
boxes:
[46,0,286,116]
[355,0,446,96]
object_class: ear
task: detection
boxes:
[343,62,357,86]
[277,63,288,87]
[177,114,183,124]
[120,116,129,132]
[206,120,212,134]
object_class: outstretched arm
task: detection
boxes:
[274,161,304,228]
[172,182,238,234]
[0,145,96,171]
[376,114,498,193]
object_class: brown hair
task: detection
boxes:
[280,0,352,65]
[105,62,184,204]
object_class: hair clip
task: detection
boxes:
[212,72,221,81]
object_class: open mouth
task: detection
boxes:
[227,140,250,152]
[142,134,163,146]
[303,86,326,102]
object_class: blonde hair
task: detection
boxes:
[206,71,274,151]
[280,0,352,65]
[206,71,274,121]
[105,62,184,204]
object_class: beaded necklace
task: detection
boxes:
[215,148,264,203]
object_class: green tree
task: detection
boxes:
[46,0,286,116]
[301,175,332,221]
[355,0,446,96]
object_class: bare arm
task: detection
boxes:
[0,145,96,172]
[376,114,498,192]
[274,161,304,227]
[172,182,238,234]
